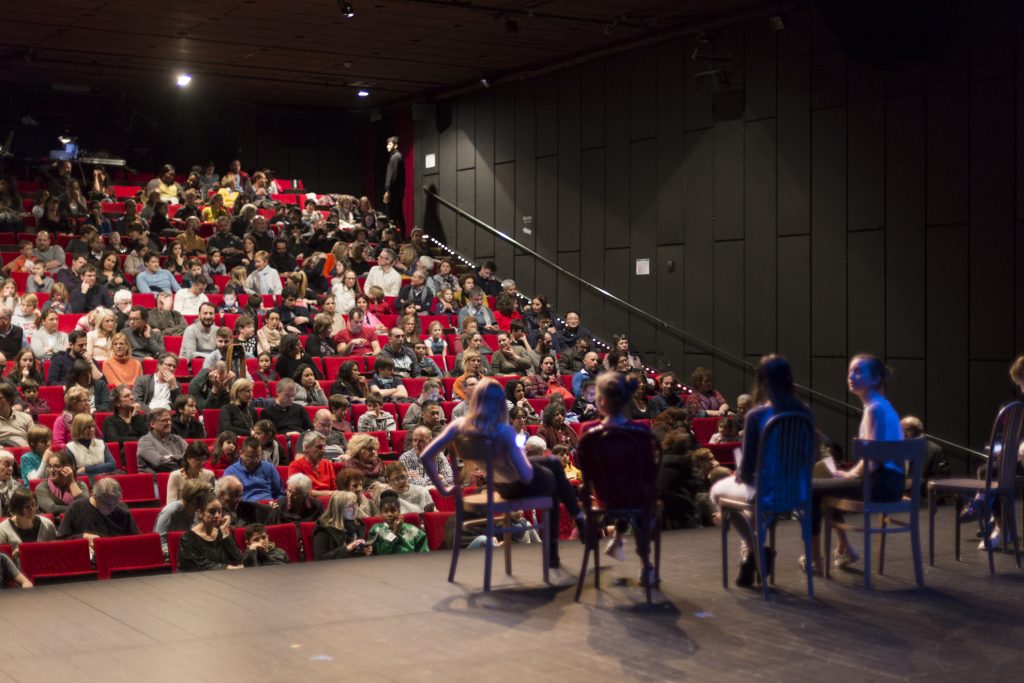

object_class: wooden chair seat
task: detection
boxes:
[823,495,911,516]
[463,491,552,514]
[927,477,990,494]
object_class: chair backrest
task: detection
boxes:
[985,401,1024,492]
[448,433,520,507]
[299,521,316,561]
[130,507,162,534]
[168,531,185,572]
[19,539,94,583]
[752,411,817,514]
[576,425,662,513]
[93,533,165,579]
[852,438,926,506]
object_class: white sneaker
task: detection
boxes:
[547,567,577,587]
[978,530,1002,551]
[833,546,860,568]
[605,537,626,562]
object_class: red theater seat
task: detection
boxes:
[19,539,97,584]
[93,533,170,579]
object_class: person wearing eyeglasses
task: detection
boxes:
[177,489,244,572]
[137,408,187,474]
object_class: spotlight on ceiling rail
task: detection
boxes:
[176,73,192,87]
[338,0,355,18]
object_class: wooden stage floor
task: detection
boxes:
[2,506,1022,683]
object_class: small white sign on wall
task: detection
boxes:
[635,258,650,276]
[424,153,436,169]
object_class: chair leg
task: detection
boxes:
[910,505,924,587]
[637,514,653,605]
[878,515,888,576]
[448,509,463,583]
[503,512,513,576]
[982,497,996,575]
[483,515,494,591]
[824,511,833,580]
[802,513,814,599]
[654,513,662,588]
[954,496,964,562]
[721,510,730,590]
[928,489,936,566]
[573,510,592,601]
[541,508,550,585]
[756,519,769,601]
[1008,495,1022,569]
[863,511,872,591]
[769,521,776,586]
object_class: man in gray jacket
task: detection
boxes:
[123,307,166,360]
[180,302,218,360]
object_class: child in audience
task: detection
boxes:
[368,492,429,555]
[254,352,280,385]
[709,415,740,444]
[357,392,397,432]
[571,379,600,422]
[335,468,378,519]
[242,523,291,566]
[18,379,50,419]
[370,356,408,401]
[218,286,243,314]
[366,285,390,318]
[253,419,284,465]
[433,287,458,316]
[203,250,228,281]
[328,394,353,433]
[426,320,449,356]
[210,432,239,468]
[19,424,52,484]
[553,444,581,482]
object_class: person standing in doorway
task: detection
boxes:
[383,136,406,233]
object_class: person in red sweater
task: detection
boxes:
[287,432,334,499]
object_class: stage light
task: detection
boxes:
[357,90,369,97]
[479,77,490,88]
[339,1,355,18]
[176,73,192,87]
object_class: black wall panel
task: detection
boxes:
[810,105,847,357]
[743,119,777,356]
[416,4,1024,452]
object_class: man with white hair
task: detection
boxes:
[524,435,548,457]
[112,289,134,331]
[399,425,454,488]
[276,473,324,523]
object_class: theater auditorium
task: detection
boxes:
[1,1,1023,681]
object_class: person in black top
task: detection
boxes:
[275,334,320,380]
[56,477,140,541]
[261,378,313,434]
[304,314,338,358]
[69,265,113,314]
[383,136,405,232]
[177,490,244,572]
[171,395,207,439]
[103,385,150,444]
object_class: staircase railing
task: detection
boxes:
[422,185,988,467]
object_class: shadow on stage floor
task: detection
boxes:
[1,506,1021,682]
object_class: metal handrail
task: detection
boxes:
[423,185,989,463]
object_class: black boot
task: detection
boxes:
[755,547,776,585]
[736,554,756,588]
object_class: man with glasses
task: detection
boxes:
[457,287,500,333]
[124,306,166,359]
[137,407,187,473]
[133,352,181,413]
[380,327,419,378]
[57,477,140,543]
[224,437,283,503]
[363,247,401,297]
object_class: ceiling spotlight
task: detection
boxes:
[479,77,490,88]
[338,0,355,18]
[505,17,518,34]
[176,73,192,87]
[769,15,785,31]
[357,90,369,97]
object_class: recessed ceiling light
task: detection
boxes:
[176,73,192,87]
[357,90,369,97]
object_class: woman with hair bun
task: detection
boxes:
[804,353,902,576]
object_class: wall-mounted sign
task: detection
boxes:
[424,153,436,169]
[635,258,650,276]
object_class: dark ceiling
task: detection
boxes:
[2,0,788,108]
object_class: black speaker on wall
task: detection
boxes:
[814,0,951,68]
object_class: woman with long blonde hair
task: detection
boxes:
[86,308,117,361]
[418,378,585,573]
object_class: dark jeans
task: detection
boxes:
[811,468,905,535]
[495,455,580,567]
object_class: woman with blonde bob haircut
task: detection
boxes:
[66,413,117,475]
[418,377,585,573]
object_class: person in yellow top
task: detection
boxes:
[552,444,582,481]
[146,164,183,204]
[201,193,231,223]
[176,216,207,255]
[217,173,241,209]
